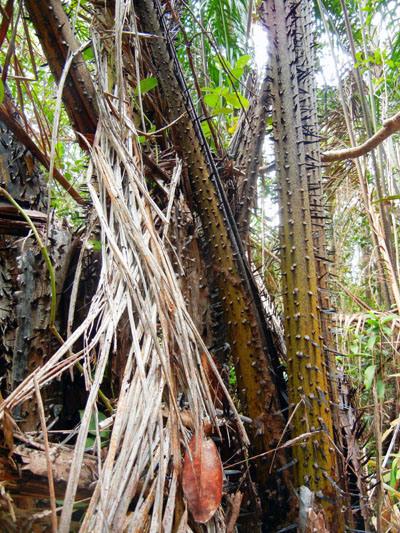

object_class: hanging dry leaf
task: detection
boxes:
[182,433,223,523]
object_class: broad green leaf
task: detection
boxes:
[83,46,94,61]
[231,67,244,79]
[204,93,219,107]
[201,121,211,139]
[79,410,109,439]
[235,54,251,69]
[215,86,230,97]
[225,92,249,109]
[0,79,4,105]
[364,364,376,390]
[135,76,158,96]
[212,106,232,115]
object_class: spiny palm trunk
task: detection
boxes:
[0,113,74,432]
[229,75,270,243]
[291,0,352,517]
[262,1,343,529]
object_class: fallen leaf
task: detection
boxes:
[182,433,223,523]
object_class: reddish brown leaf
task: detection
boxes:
[182,433,223,523]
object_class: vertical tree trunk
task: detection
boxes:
[262,1,343,529]
[292,2,352,521]
[0,111,74,432]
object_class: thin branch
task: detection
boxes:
[322,110,400,162]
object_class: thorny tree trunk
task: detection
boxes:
[292,5,371,528]
[290,1,356,524]
[262,1,343,530]
[133,0,291,526]
[228,75,270,244]
[0,112,74,433]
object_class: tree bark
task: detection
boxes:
[261,1,343,529]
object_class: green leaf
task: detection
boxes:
[215,56,232,72]
[225,92,249,109]
[390,461,398,488]
[235,54,251,69]
[204,93,219,107]
[0,79,4,105]
[212,106,232,115]
[201,121,211,139]
[89,239,102,252]
[364,364,376,390]
[231,67,244,79]
[82,46,94,61]
[79,410,110,440]
[376,378,385,400]
[229,365,236,386]
[366,334,377,350]
[201,86,216,93]
[85,436,95,449]
[135,76,158,96]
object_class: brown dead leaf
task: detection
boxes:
[182,433,223,523]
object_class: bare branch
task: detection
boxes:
[322,110,400,162]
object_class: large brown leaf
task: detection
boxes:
[182,433,223,523]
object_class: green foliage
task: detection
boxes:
[135,76,158,96]
[176,1,250,147]
[200,54,250,141]
[346,313,398,404]
[0,9,89,225]
[79,409,111,450]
